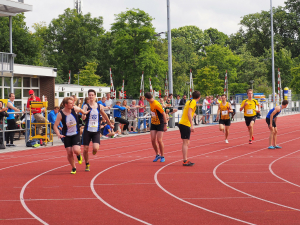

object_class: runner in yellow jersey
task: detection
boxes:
[240,89,260,144]
[178,91,201,166]
[145,92,168,163]
[216,94,233,144]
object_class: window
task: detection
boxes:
[4,88,10,99]
[55,93,58,97]
[14,89,22,99]
[59,92,64,97]
[97,92,101,97]
[32,78,39,87]
[66,93,70,96]
[13,77,22,87]
[23,77,30,87]
[4,77,10,87]
[79,92,83,97]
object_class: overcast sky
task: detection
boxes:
[24,0,286,35]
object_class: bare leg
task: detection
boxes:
[269,127,274,146]
[248,121,255,140]
[66,147,76,168]
[72,145,81,156]
[219,124,224,132]
[225,126,229,140]
[182,139,190,161]
[273,128,278,146]
[150,130,159,155]
[83,146,89,164]
[93,143,100,155]
[156,131,164,156]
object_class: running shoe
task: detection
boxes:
[252,136,255,140]
[249,140,252,144]
[71,168,76,174]
[77,155,82,165]
[183,160,194,166]
[85,165,90,172]
[153,155,161,162]
[225,139,229,144]
[160,156,165,162]
[268,146,275,149]
[275,145,282,149]
[32,143,40,148]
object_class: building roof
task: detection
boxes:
[14,64,57,77]
[0,0,32,17]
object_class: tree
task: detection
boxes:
[110,9,167,97]
[204,28,229,47]
[75,62,106,86]
[290,67,300,93]
[200,44,240,83]
[43,8,105,83]
[194,66,223,96]
[0,13,42,65]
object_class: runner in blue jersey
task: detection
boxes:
[54,97,90,174]
[266,100,288,149]
[82,89,111,172]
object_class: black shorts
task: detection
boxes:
[82,130,101,146]
[150,124,164,132]
[231,109,236,113]
[266,118,276,128]
[64,133,81,148]
[178,124,191,140]
[219,119,231,126]
[244,116,256,127]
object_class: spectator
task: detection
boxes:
[0,101,8,145]
[48,106,62,132]
[207,96,212,122]
[105,93,113,119]
[200,96,210,124]
[113,101,129,135]
[230,96,236,121]
[120,100,130,132]
[72,95,79,106]
[98,96,111,111]
[26,90,46,136]
[100,117,107,137]
[178,95,187,110]
[138,96,147,132]
[175,95,181,109]
[103,119,119,138]
[6,93,20,147]
[128,100,139,132]
[41,95,48,117]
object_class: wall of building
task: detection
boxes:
[40,77,55,109]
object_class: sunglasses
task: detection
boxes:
[30,94,33,95]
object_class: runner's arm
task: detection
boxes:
[7,102,20,112]
[269,107,280,127]
[216,105,220,120]
[53,113,64,138]
[188,108,194,132]
[228,103,233,113]
[100,105,111,127]
[74,106,89,115]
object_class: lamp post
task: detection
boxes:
[270,0,276,103]
[167,0,173,95]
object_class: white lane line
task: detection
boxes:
[154,160,255,225]
[269,150,300,188]
[213,136,300,212]
[90,155,153,225]
[153,129,300,224]
[226,182,286,184]
[2,198,98,202]
[183,197,252,200]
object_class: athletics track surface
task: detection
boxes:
[1,114,300,225]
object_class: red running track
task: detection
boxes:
[1,114,300,224]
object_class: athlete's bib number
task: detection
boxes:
[222,111,228,115]
[66,121,76,129]
[89,121,97,128]
[247,109,253,115]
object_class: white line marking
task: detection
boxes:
[183,197,252,200]
[213,136,300,212]
[269,150,300,188]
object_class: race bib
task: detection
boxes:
[151,111,156,117]
[66,121,76,128]
[247,109,253,115]
[89,121,97,128]
[222,111,228,115]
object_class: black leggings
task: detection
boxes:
[6,119,16,144]
[115,117,129,130]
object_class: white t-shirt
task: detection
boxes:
[104,99,113,114]
[202,99,209,110]
[230,100,235,109]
